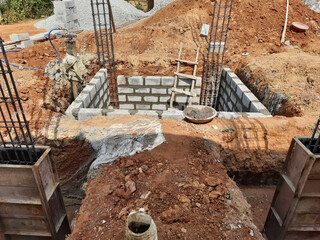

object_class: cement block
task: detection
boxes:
[9,33,30,42]
[146,76,161,85]
[20,40,34,48]
[176,96,189,104]
[107,109,130,116]
[195,88,201,95]
[161,77,174,86]
[159,96,170,103]
[151,88,167,94]
[119,104,135,110]
[128,96,142,102]
[209,42,225,53]
[144,96,158,102]
[192,97,200,104]
[78,108,103,121]
[118,87,134,94]
[135,110,159,117]
[136,104,151,110]
[196,77,202,87]
[119,95,126,102]
[244,112,273,119]
[82,84,96,101]
[162,110,184,120]
[65,100,83,117]
[200,24,210,37]
[95,69,107,82]
[218,112,241,120]
[90,77,103,92]
[128,76,143,85]
[135,88,150,93]
[76,92,91,108]
[152,104,167,110]
[178,78,192,87]
[117,75,126,85]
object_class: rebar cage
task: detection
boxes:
[0,38,37,165]
[90,0,119,107]
[201,0,234,108]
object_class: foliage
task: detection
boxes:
[0,0,53,24]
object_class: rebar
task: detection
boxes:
[0,38,37,165]
[307,117,320,154]
[91,0,119,108]
[200,0,234,108]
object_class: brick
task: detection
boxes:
[95,69,107,82]
[178,78,192,87]
[196,77,202,87]
[78,108,103,121]
[135,88,150,93]
[82,84,96,103]
[89,77,103,92]
[128,76,143,85]
[152,88,167,94]
[176,96,189,104]
[200,24,210,37]
[117,75,126,85]
[146,76,161,85]
[161,77,174,86]
[144,96,158,102]
[128,96,142,102]
[107,110,130,116]
[152,104,167,110]
[162,110,184,120]
[119,104,135,110]
[20,40,34,48]
[76,92,91,108]
[65,100,83,117]
[136,110,158,117]
[118,87,134,94]
[136,105,151,110]
[9,33,29,42]
[159,96,170,103]
[119,95,126,102]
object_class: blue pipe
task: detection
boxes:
[0,59,45,72]
[48,28,62,66]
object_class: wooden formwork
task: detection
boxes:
[264,137,320,240]
[0,146,70,240]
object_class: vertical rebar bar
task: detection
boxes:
[90,0,119,108]
[0,38,37,165]
[307,117,320,154]
[201,0,234,108]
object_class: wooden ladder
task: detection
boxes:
[169,43,200,109]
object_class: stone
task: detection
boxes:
[125,180,136,194]
[128,76,143,85]
[209,191,222,200]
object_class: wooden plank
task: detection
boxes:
[4,230,51,237]
[0,203,44,219]
[171,88,196,97]
[0,168,36,188]
[291,212,320,226]
[296,198,320,213]
[0,186,41,205]
[285,231,320,240]
[2,218,49,232]
[174,72,197,80]
[5,236,51,240]
[308,159,320,179]
[176,59,197,65]
[302,180,320,195]
[274,179,295,221]
[37,154,57,201]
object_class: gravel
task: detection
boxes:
[302,0,320,12]
[35,0,176,31]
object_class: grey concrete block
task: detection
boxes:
[159,96,170,103]
[178,78,192,87]
[135,110,158,117]
[119,95,126,102]
[118,87,134,94]
[218,112,241,119]
[107,109,130,116]
[128,76,143,85]
[152,88,167,94]
[10,33,29,42]
[119,104,135,110]
[128,96,142,102]
[209,42,225,53]
[65,100,83,117]
[76,92,91,108]
[192,97,200,104]
[243,112,273,119]
[196,77,202,87]
[152,104,167,110]
[95,69,107,82]
[161,77,174,86]
[136,104,151,110]
[195,88,201,95]
[176,96,189,104]
[89,77,103,92]
[144,96,158,102]
[78,108,103,121]
[146,76,161,85]
[117,75,126,85]
[20,40,34,48]
[162,110,184,120]
[135,88,150,93]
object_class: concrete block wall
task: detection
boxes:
[54,0,79,30]
[65,69,110,118]
[117,76,202,111]
[217,68,271,116]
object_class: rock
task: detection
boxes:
[114,188,129,198]
[125,160,134,167]
[118,207,128,219]
[125,180,136,194]
[209,191,222,200]
[101,184,114,195]
[161,206,184,223]
[140,191,151,200]
[196,203,201,208]
[181,228,187,233]
[204,177,220,187]
[159,192,166,200]
[178,195,191,204]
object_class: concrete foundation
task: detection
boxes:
[65,68,272,121]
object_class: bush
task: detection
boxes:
[0,0,53,24]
